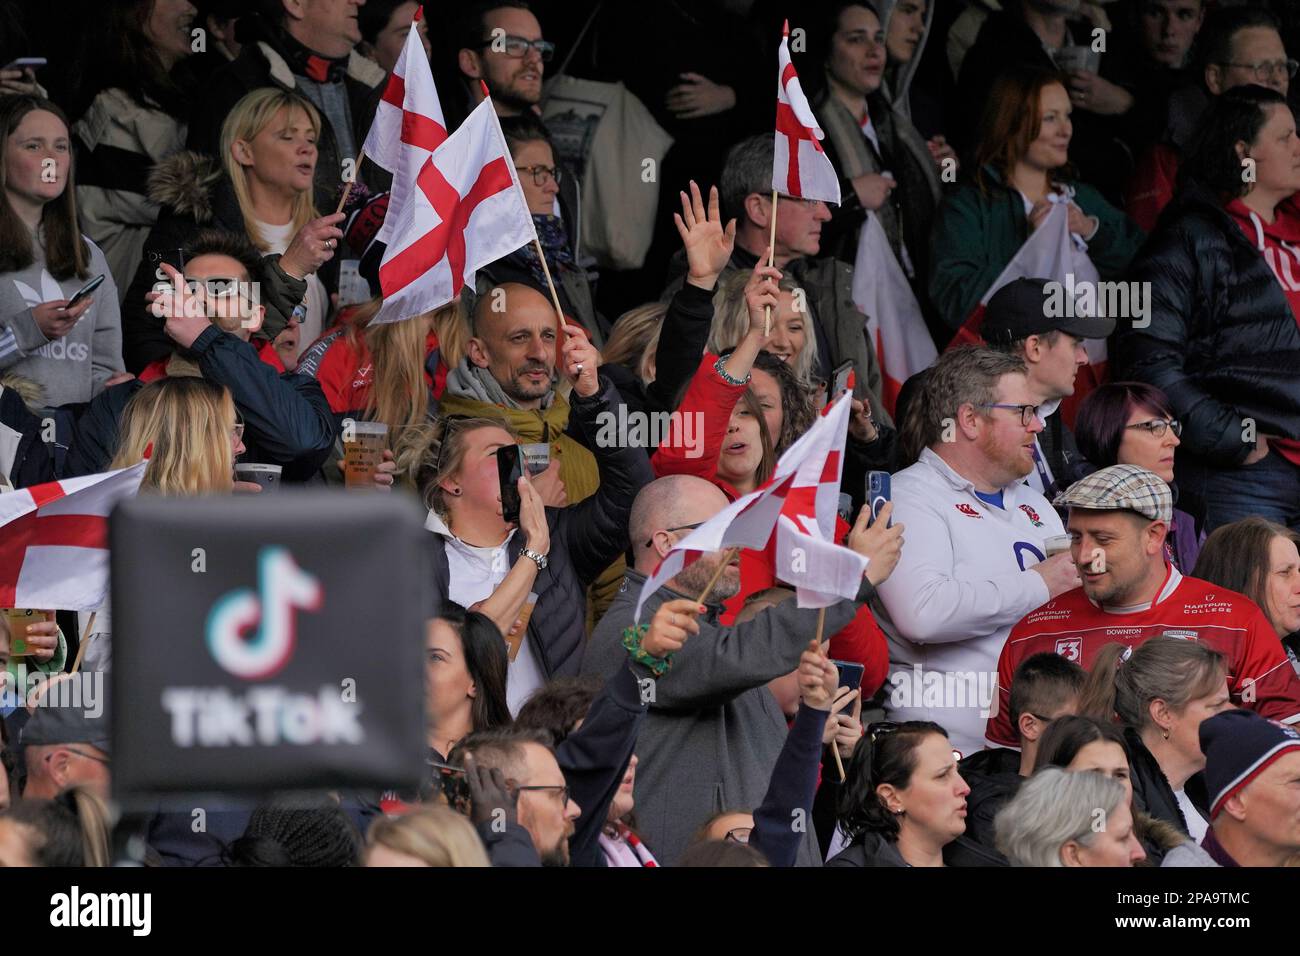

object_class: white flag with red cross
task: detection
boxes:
[772,19,841,205]
[373,96,536,325]
[763,391,868,607]
[0,461,148,611]
[946,198,1108,428]
[362,5,448,248]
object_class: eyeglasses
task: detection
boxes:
[724,827,752,844]
[976,403,1041,427]
[515,164,561,187]
[867,720,899,741]
[644,521,705,549]
[1125,418,1181,439]
[476,35,555,62]
[47,747,110,767]
[1223,58,1300,82]
[231,422,245,443]
[514,783,570,804]
[197,277,251,300]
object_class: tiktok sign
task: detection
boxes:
[110,492,428,798]
[205,547,322,680]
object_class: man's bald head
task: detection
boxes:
[466,282,560,409]
[630,476,730,574]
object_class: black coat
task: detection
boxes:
[121,152,337,374]
[957,746,1022,856]
[827,830,1005,867]
[1114,182,1300,467]
[1125,726,1189,835]
[66,325,336,483]
[428,375,654,680]
[185,15,388,214]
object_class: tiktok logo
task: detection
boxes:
[206,547,322,680]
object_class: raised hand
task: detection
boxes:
[674,180,736,292]
[559,323,600,398]
[742,255,782,341]
[516,473,550,556]
[798,639,839,711]
[280,212,346,279]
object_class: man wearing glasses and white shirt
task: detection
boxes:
[872,346,1081,757]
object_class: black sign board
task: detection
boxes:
[110,492,428,798]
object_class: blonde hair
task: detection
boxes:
[602,303,665,385]
[709,271,818,384]
[342,297,472,486]
[220,88,321,252]
[365,806,490,867]
[110,378,235,495]
[417,416,520,520]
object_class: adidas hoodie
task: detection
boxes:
[0,229,123,408]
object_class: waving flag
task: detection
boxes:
[756,392,868,608]
[0,461,147,611]
[362,5,447,248]
[853,213,938,418]
[637,392,867,621]
[946,199,1108,427]
[373,97,535,325]
[773,20,841,204]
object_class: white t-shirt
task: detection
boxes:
[424,511,547,716]
[255,219,327,358]
[1175,789,1209,843]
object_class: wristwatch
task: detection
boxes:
[521,548,548,571]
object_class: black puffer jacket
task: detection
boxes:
[1114,182,1300,466]
[428,375,654,680]
[957,746,1021,854]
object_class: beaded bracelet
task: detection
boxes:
[621,623,672,677]
[713,355,751,387]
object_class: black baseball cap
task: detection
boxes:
[981,277,1116,345]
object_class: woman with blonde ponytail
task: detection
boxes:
[298,296,459,489]
[0,786,110,866]
[1077,636,1232,843]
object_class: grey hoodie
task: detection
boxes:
[580,570,868,866]
[0,230,123,408]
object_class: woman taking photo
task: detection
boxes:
[827,720,973,867]
[0,95,125,409]
[929,66,1144,334]
[1074,381,1207,571]
[1077,636,1233,842]
[1115,84,1300,533]
[122,87,344,372]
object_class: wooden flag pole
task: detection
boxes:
[814,606,847,783]
[335,147,367,214]
[695,547,739,605]
[764,189,779,336]
[69,611,96,675]
[532,236,569,367]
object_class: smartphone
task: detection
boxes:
[867,470,891,527]
[497,444,524,524]
[2,58,47,71]
[832,659,865,694]
[3,608,50,657]
[830,360,854,399]
[64,274,105,310]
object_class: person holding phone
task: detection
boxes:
[419,335,653,715]
[0,96,127,408]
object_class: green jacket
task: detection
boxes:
[928,167,1146,331]
[4,623,68,702]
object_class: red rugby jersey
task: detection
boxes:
[986,564,1300,747]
